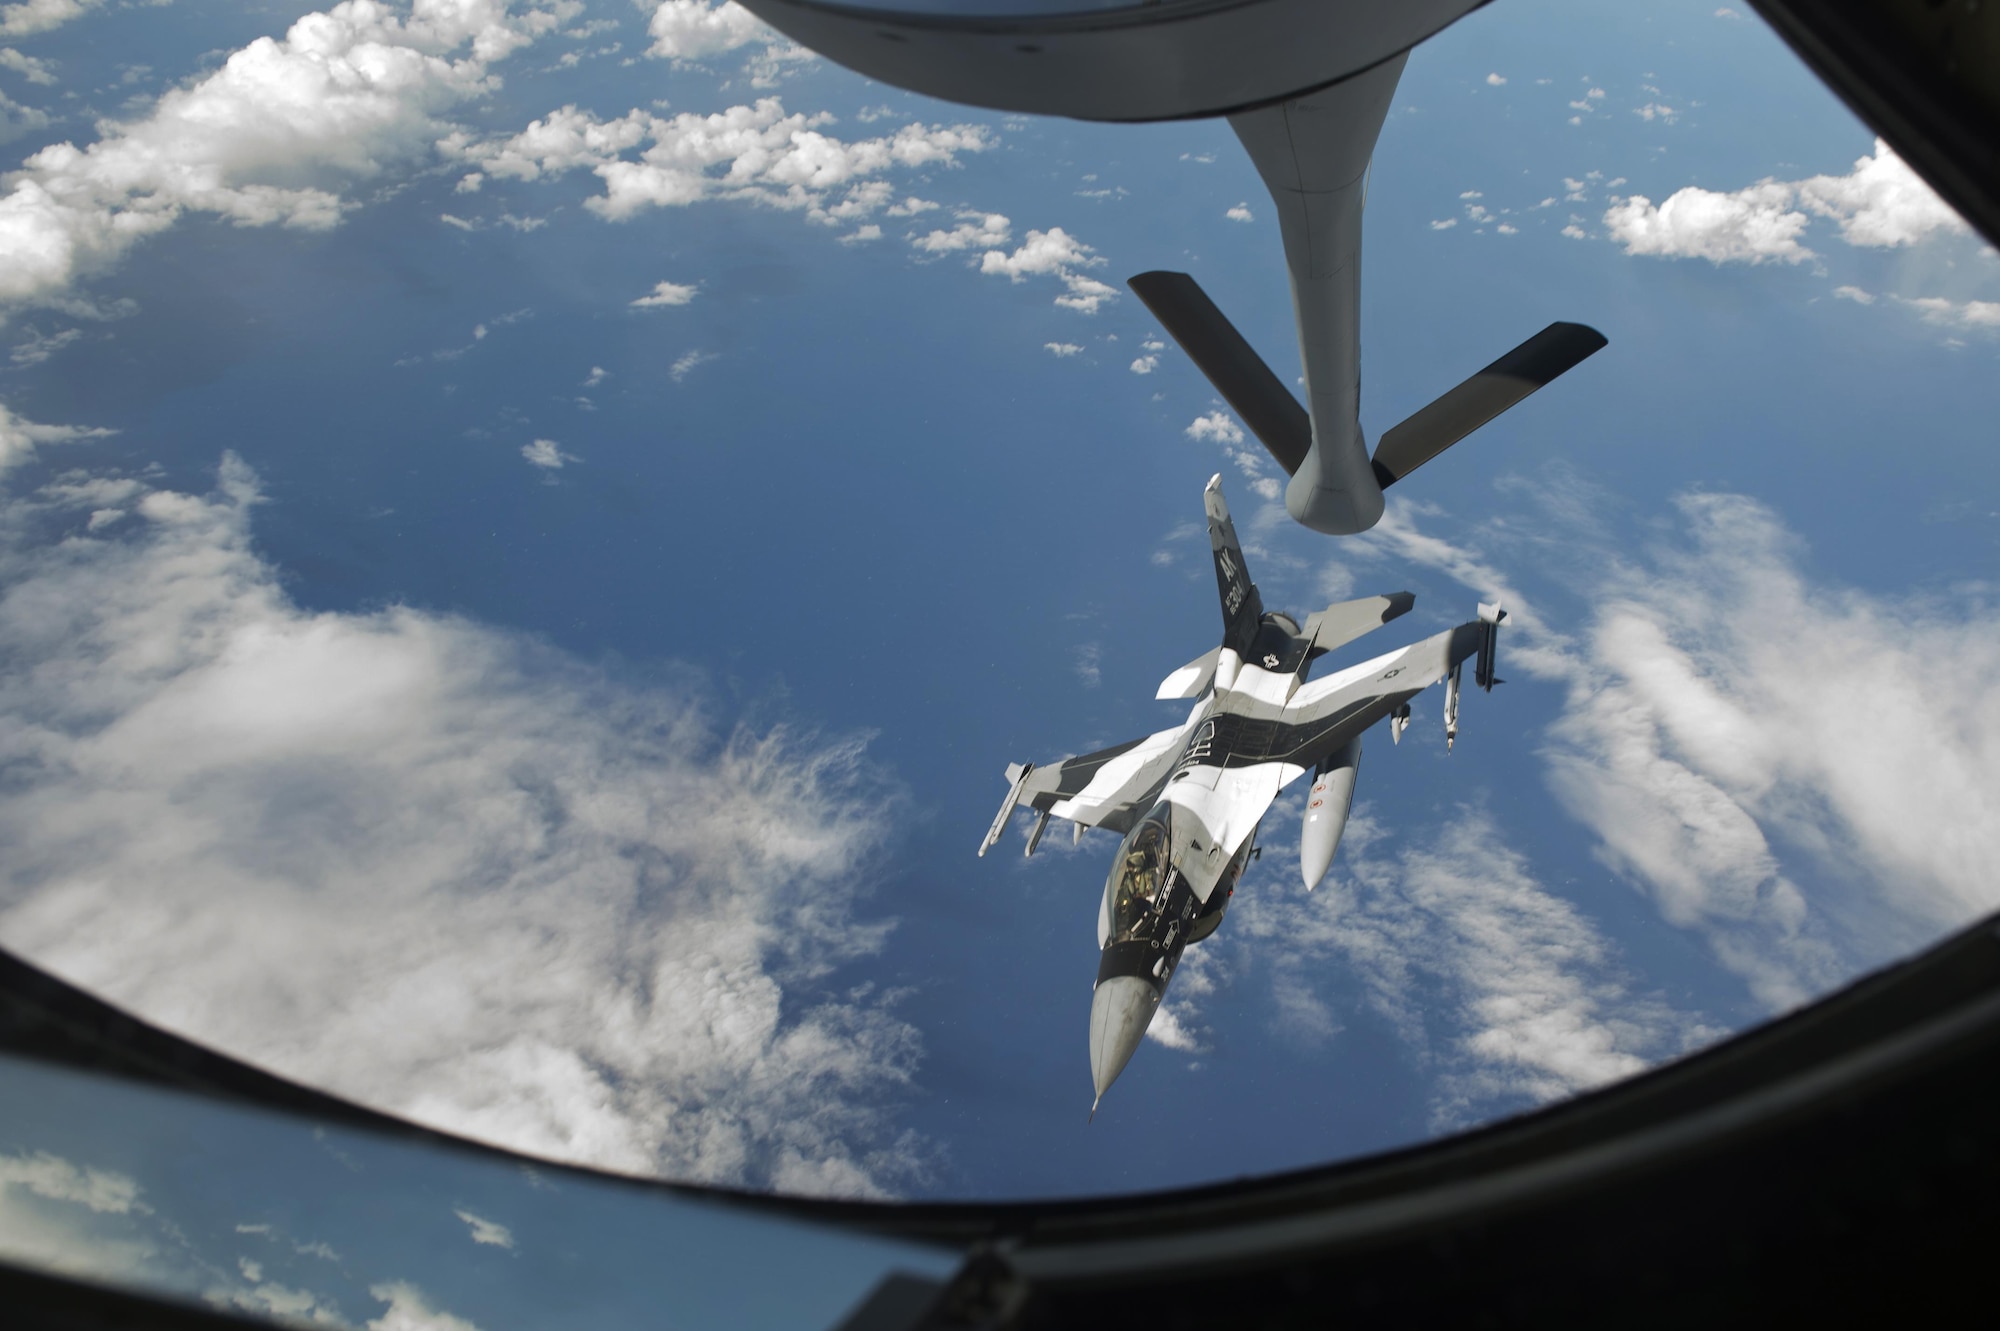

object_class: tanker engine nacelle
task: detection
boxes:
[1300,737,1361,891]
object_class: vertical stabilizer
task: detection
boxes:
[1204,475,1263,657]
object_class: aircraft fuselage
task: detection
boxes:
[983,477,1504,1110]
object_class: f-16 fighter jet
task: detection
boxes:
[978,475,1505,1112]
[734,0,1609,535]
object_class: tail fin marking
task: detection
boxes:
[1204,475,1264,657]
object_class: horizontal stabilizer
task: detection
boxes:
[1371,322,1608,488]
[1129,271,1310,476]
[1157,646,1221,700]
[1302,592,1416,659]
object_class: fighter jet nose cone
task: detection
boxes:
[1089,975,1160,1103]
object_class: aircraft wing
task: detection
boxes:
[1265,620,1486,767]
[977,717,1198,856]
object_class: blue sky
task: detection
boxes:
[0,1,1997,1323]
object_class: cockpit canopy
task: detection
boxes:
[1104,809,1170,947]
[1099,805,1260,950]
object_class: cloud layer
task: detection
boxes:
[1348,491,2000,1011]
[0,0,568,312]
[1541,493,2000,1006]
[0,455,925,1196]
[1226,809,1693,1128]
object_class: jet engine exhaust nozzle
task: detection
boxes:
[1089,975,1159,1109]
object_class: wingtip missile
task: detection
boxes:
[1443,662,1462,751]
[979,762,1034,858]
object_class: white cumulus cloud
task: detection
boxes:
[642,1,810,87]
[910,211,1008,254]
[1897,295,2000,330]
[1185,412,1244,446]
[1603,180,1810,264]
[0,456,929,1196]
[977,225,1116,313]
[1182,412,1281,500]
[449,98,992,228]
[1795,138,1969,247]
[642,0,763,60]
[0,0,100,38]
[1043,342,1081,358]
[631,280,697,308]
[519,438,572,468]
[1603,139,1967,265]
[1145,1001,1201,1052]
[976,225,1091,276]
[0,0,569,313]
[0,47,54,85]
